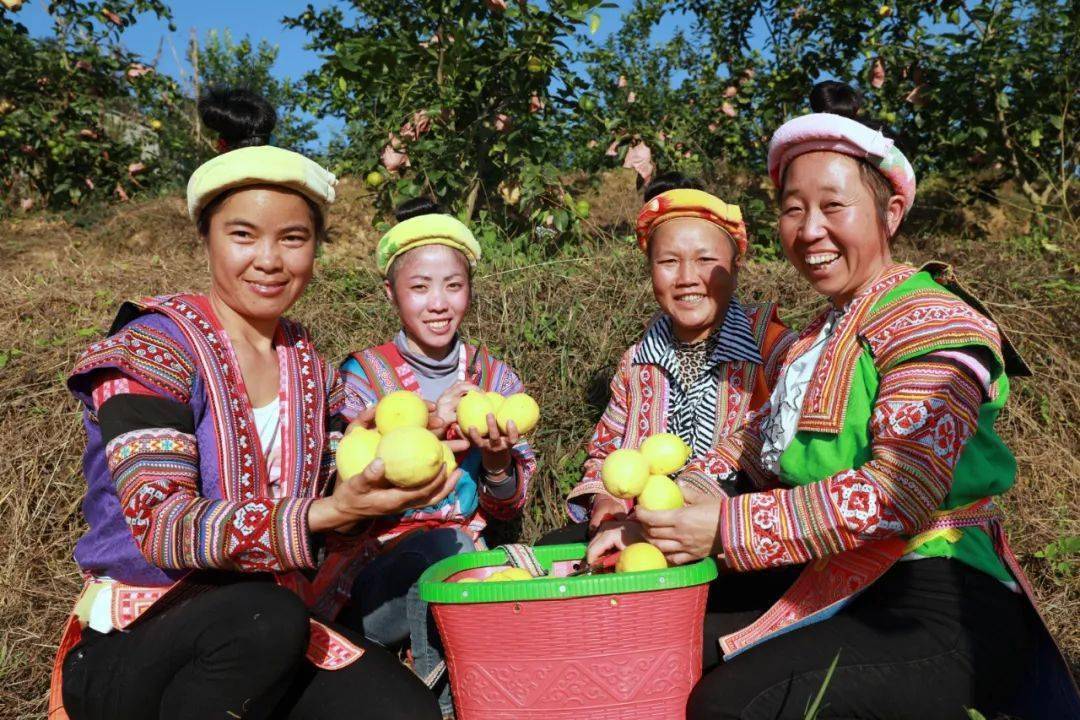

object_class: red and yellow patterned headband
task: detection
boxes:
[635,188,748,257]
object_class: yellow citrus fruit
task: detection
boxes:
[640,433,691,475]
[637,475,685,511]
[486,391,506,411]
[458,577,480,583]
[457,390,494,437]
[601,448,650,499]
[376,426,443,487]
[495,392,540,434]
[336,427,381,480]
[374,390,428,434]
[616,542,668,573]
[485,570,508,582]
[441,442,458,473]
[499,567,533,581]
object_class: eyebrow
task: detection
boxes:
[223,218,257,228]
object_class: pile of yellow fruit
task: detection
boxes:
[336,390,456,488]
[456,390,540,437]
[600,433,689,511]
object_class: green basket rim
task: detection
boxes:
[418,543,717,604]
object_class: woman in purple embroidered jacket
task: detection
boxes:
[542,173,793,548]
[51,90,455,720]
[589,82,1077,718]
[336,197,536,715]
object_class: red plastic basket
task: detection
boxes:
[418,543,717,719]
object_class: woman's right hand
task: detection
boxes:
[586,519,645,563]
[589,493,630,535]
[308,458,460,533]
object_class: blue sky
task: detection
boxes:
[14,1,661,147]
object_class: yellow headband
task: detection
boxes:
[186,145,337,221]
[635,188,748,256]
[377,214,482,276]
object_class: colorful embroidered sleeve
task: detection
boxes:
[68,314,197,406]
[94,381,316,574]
[717,358,984,572]
[566,349,635,523]
[338,355,377,422]
[478,364,536,520]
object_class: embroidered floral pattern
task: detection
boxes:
[720,360,984,572]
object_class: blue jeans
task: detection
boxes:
[340,527,475,716]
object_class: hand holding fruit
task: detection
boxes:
[332,390,465,507]
[586,519,645,564]
[588,493,630,533]
[310,458,461,533]
[433,381,481,431]
[635,486,723,566]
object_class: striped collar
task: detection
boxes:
[633,298,763,368]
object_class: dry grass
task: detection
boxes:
[0,186,1076,718]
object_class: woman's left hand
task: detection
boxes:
[635,487,724,566]
[466,413,520,474]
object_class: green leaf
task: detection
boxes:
[589,13,601,34]
[1049,116,1064,130]
[1029,128,1042,148]
[0,353,8,370]
[337,76,347,93]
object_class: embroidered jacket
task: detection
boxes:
[566,300,794,520]
[51,294,364,720]
[340,341,535,541]
[708,264,1035,658]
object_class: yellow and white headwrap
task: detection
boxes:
[376,214,482,276]
[635,188,748,257]
[186,145,338,221]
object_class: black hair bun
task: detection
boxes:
[643,171,704,202]
[394,196,446,221]
[198,88,277,151]
[810,81,862,119]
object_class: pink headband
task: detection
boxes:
[767,113,916,215]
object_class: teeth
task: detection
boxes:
[676,294,705,304]
[806,253,840,267]
[427,320,450,329]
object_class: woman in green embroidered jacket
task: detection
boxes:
[588,82,1077,719]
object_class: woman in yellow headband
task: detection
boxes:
[540,172,792,549]
[337,197,537,716]
[51,89,447,720]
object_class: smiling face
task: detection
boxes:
[649,217,739,343]
[202,185,317,326]
[385,244,471,359]
[778,152,905,307]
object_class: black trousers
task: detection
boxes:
[539,524,1035,719]
[61,582,441,720]
[691,557,1034,720]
